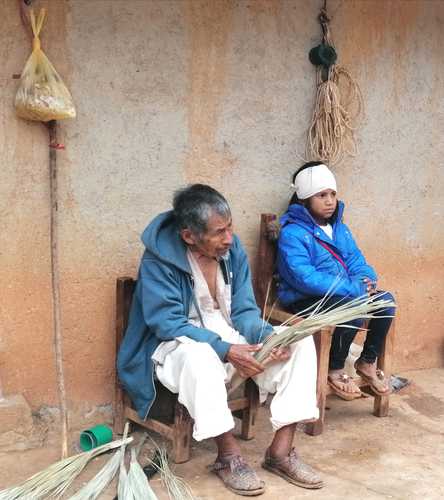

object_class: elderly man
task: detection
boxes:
[118,184,322,496]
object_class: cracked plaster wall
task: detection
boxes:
[0,0,443,421]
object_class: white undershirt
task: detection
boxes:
[318,223,333,239]
[152,250,240,366]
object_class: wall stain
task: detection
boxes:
[335,0,420,106]
[183,0,236,183]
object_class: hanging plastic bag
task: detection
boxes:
[15,8,76,122]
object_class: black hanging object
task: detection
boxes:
[309,44,337,68]
[308,4,337,70]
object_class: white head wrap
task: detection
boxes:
[292,164,337,200]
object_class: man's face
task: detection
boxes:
[181,212,233,259]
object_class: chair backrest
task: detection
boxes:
[253,213,300,326]
[116,277,136,350]
[253,213,279,311]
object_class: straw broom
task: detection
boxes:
[228,291,396,395]
[0,436,133,500]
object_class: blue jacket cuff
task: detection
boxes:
[214,339,232,361]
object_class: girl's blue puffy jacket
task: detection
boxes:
[277,201,377,306]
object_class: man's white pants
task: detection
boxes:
[155,336,319,441]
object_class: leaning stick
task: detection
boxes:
[18,0,69,459]
[47,120,69,458]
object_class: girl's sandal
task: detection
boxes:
[354,363,391,396]
[327,372,362,401]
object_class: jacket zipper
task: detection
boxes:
[144,365,157,420]
[144,275,196,420]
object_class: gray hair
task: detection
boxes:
[173,184,231,236]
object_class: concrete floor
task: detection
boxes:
[0,368,443,499]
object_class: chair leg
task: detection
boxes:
[114,382,126,434]
[172,401,193,463]
[373,320,395,417]
[240,379,259,440]
[306,327,333,436]
[113,382,131,434]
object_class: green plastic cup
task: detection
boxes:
[80,424,113,451]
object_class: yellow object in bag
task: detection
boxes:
[15,8,76,122]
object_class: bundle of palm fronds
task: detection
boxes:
[126,448,159,499]
[117,427,159,500]
[68,423,134,500]
[117,424,132,500]
[229,292,395,394]
[68,449,121,500]
[145,441,196,500]
[156,447,195,500]
[0,436,133,500]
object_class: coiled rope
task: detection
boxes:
[305,6,364,166]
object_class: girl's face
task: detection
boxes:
[306,189,337,224]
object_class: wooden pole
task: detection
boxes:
[18,0,69,458]
[47,120,69,458]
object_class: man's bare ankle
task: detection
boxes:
[217,452,241,461]
[215,434,242,460]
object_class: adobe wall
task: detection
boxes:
[1,0,442,427]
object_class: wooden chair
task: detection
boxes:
[114,277,260,463]
[253,213,395,435]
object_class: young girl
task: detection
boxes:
[277,161,395,399]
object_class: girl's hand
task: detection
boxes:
[362,277,377,295]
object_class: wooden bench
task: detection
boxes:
[253,213,394,435]
[113,277,260,463]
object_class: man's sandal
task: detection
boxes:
[211,455,265,496]
[327,372,362,401]
[354,362,391,396]
[262,448,323,489]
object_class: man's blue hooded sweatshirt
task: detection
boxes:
[277,201,377,306]
[117,211,273,420]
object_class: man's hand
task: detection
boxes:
[267,346,291,363]
[226,344,265,378]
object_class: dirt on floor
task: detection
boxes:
[0,367,443,500]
